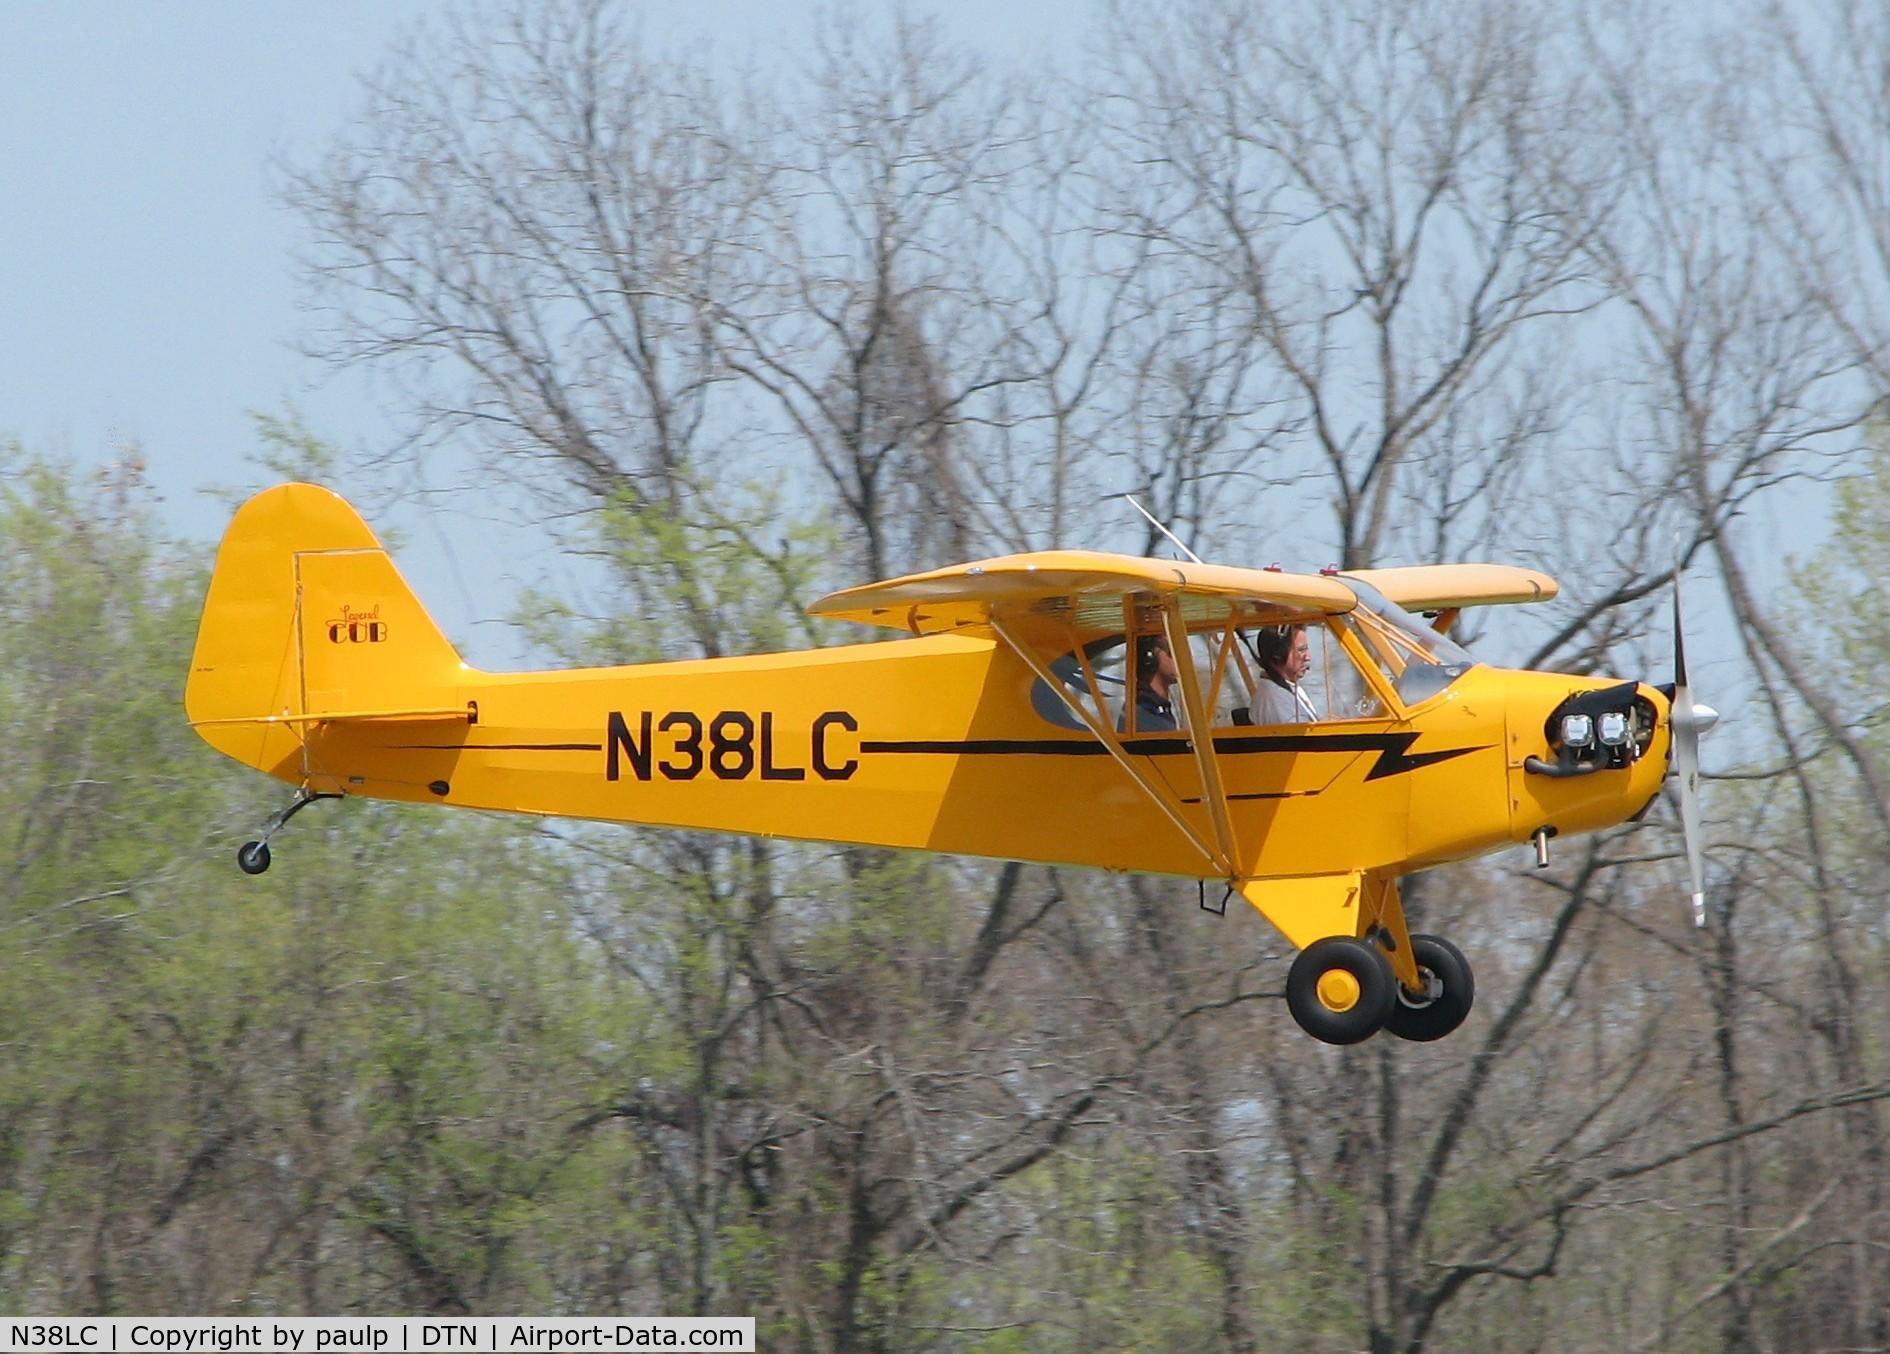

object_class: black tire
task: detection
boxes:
[1286,937,1397,1045]
[237,841,272,876]
[1384,934,1474,1042]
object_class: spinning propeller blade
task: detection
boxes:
[1670,573,1710,928]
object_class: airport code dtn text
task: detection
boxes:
[3,1317,755,1351]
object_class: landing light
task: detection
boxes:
[1597,710,1630,747]
[1559,713,1595,749]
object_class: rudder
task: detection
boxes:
[186,483,470,780]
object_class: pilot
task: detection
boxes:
[1252,624,1312,724]
[1123,635,1179,732]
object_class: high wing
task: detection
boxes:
[1341,563,1557,610]
[808,550,1357,636]
[810,552,1362,894]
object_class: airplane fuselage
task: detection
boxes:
[279,634,1668,886]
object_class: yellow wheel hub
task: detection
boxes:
[1316,968,1362,1013]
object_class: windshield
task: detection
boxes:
[1340,579,1478,706]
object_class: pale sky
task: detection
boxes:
[1,4,472,473]
[0,1,1074,664]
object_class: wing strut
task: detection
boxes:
[1160,601,1243,877]
[988,615,1228,875]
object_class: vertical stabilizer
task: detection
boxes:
[185,483,469,780]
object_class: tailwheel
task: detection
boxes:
[1384,934,1474,1042]
[1286,936,1397,1045]
[231,790,343,877]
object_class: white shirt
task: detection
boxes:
[1251,679,1307,725]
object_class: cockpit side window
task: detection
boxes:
[1305,623,1380,721]
[1031,637,1128,731]
[1026,584,1479,733]
[1031,617,1308,731]
[1183,626,1251,727]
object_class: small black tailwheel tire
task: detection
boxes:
[1384,934,1474,1042]
[1286,936,1398,1045]
[237,841,272,876]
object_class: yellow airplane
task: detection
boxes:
[186,484,1714,1044]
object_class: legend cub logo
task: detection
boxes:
[328,603,387,644]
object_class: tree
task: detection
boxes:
[260,0,1890,1346]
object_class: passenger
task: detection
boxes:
[1123,635,1179,732]
[1252,624,1312,724]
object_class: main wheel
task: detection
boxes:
[237,841,272,876]
[1286,936,1397,1044]
[1384,934,1474,1042]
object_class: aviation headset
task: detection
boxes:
[1252,624,1305,679]
[1134,636,1168,683]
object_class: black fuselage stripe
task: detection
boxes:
[381,735,1486,783]
[862,735,1407,756]
[864,738,1113,756]
[1183,792,1303,803]
[862,734,1488,781]
[387,736,1460,756]
[390,742,604,751]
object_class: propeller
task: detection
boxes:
[1669,569,1716,928]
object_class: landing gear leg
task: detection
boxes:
[236,790,342,875]
[1384,935,1475,1042]
[1359,875,1475,1041]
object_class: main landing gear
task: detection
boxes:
[1285,932,1474,1045]
[235,790,343,875]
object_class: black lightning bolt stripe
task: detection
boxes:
[861,732,1488,781]
[382,732,1487,783]
[1355,735,1486,781]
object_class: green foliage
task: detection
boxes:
[0,454,632,1313]
[1822,431,1890,708]
[246,410,343,486]
[514,479,843,666]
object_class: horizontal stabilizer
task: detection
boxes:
[191,705,475,729]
